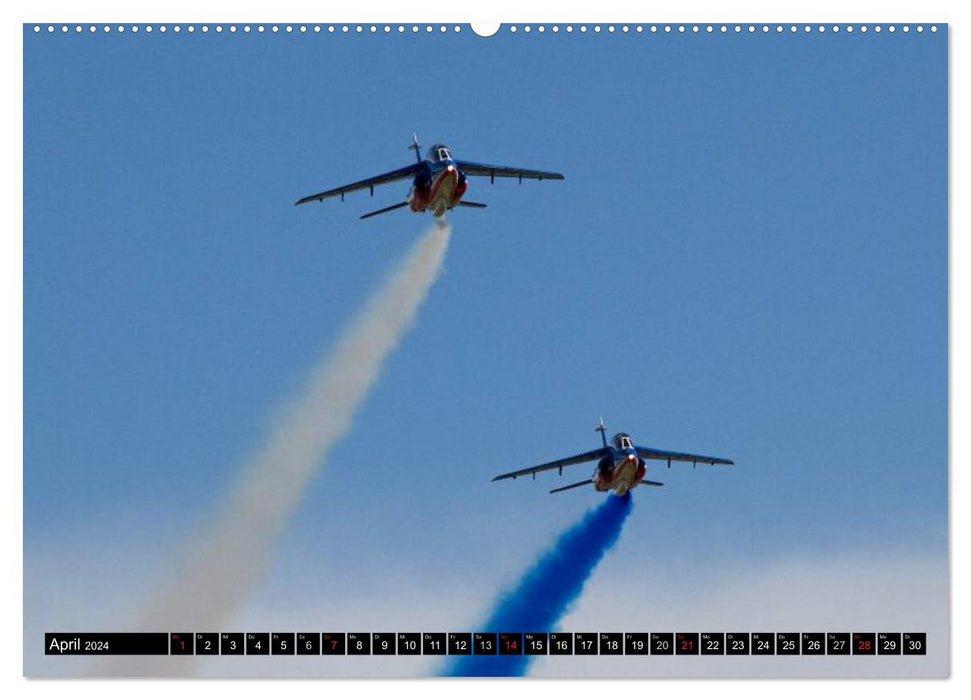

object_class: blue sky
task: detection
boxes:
[23,25,947,676]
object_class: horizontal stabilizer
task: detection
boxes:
[549,479,594,494]
[456,200,487,209]
[641,480,664,487]
[360,201,409,220]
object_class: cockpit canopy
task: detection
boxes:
[612,433,634,450]
[427,144,452,162]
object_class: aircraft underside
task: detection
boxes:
[594,457,647,496]
[295,136,562,220]
[410,166,465,217]
[491,422,732,496]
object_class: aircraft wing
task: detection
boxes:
[492,447,607,482]
[635,446,734,466]
[454,159,565,182]
[295,163,422,205]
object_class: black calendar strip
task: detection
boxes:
[45,632,927,656]
[45,633,169,655]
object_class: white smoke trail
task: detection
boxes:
[100,220,451,675]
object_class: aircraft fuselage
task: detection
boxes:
[408,159,468,217]
[593,445,647,496]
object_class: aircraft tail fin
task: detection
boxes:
[596,417,607,447]
[409,132,422,162]
[550,478,594,494]
[360,201,409,220]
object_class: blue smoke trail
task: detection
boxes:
[446,492,633,677]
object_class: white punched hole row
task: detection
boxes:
[32,24,940,36]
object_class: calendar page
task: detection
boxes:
[23,19,948,678]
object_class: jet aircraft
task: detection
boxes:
[295,134,564,220]
[492,419,734,496]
